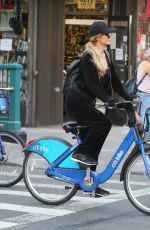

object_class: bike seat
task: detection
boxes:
[62,121,90,133]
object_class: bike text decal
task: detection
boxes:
[32,144,49,153]
[112,150,124,168]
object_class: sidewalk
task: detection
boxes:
[22,125,133,174]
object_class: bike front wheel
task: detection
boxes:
[23,152,78,205]
[124,150,150,215]
[0,131,25,187]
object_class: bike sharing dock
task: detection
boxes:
[0,64,27,141]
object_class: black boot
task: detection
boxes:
[94,187,110,197]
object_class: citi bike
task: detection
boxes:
[0,129,25,187]
[23,101,150,215]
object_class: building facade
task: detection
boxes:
[28,0,138,126]
[0,0,149,126]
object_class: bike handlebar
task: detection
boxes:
[104,101,133,109]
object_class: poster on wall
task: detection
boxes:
[115,48,123,61]
[0,39,12,51]
[77,0,96,9]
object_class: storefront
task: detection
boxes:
[0,0,143,126]
[0,0,28,126]
[63,0,144,125]
[64,0,135,97]
[65,0,109,68]
[64,0,135,125]
[0,0,65,127]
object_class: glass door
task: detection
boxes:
[108,16,132,85]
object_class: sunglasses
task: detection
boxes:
[100,34,111,38]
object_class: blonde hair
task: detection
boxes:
[84,36,106,75]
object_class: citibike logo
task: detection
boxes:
[33,144,49,153]
[112,150,124,168]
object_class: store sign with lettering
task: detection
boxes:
[77,0,96,9]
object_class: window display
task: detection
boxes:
[65,24,89,68]
[65,0,109,68]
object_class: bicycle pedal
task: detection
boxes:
[0,155,8,163]
[82,191,92,195]
[89,191,96,197]
[83,191,97,197]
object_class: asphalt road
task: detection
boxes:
[0,175,149,230]
[0,125,149,229]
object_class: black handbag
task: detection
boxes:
[124,72,147,99]
[105,107,127,126]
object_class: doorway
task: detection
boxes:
[108,16,132,86]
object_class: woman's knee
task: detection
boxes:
[95,116,112,132]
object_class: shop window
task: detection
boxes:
[65,0,109,68]
[65,24,89,68]
[65,0,109,15]
[0,0,28,65]
[0,0,15,9]
[0,0,28,125]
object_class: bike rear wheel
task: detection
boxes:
[124,150,150,215]
[0,131,25,187]
[23,152,78,205]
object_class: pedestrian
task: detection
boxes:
[65,21,131,196]
[136,48,150,139]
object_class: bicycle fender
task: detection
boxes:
[120,143,150,181]
[24,136,71,163]
[24,136,80,169]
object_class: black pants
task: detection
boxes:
[65,91,112,168]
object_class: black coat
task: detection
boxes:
[77,51,131,103]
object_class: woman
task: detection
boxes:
[65,21,131,196]
[136,48,150,139]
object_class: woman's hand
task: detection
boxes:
[107,98,118,107]
[135,111,142,124]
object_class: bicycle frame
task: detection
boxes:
[25,126,150,192]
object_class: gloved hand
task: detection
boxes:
[107,98,118,107]
[132,96,141,104]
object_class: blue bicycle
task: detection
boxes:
[0,130,25,187]
[23,102,150,215]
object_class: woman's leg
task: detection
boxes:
[65,95,112,164]
[137,92,150,138]
[77,116,112,161]
[65,94,112,196]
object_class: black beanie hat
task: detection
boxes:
[89,21,116,37]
